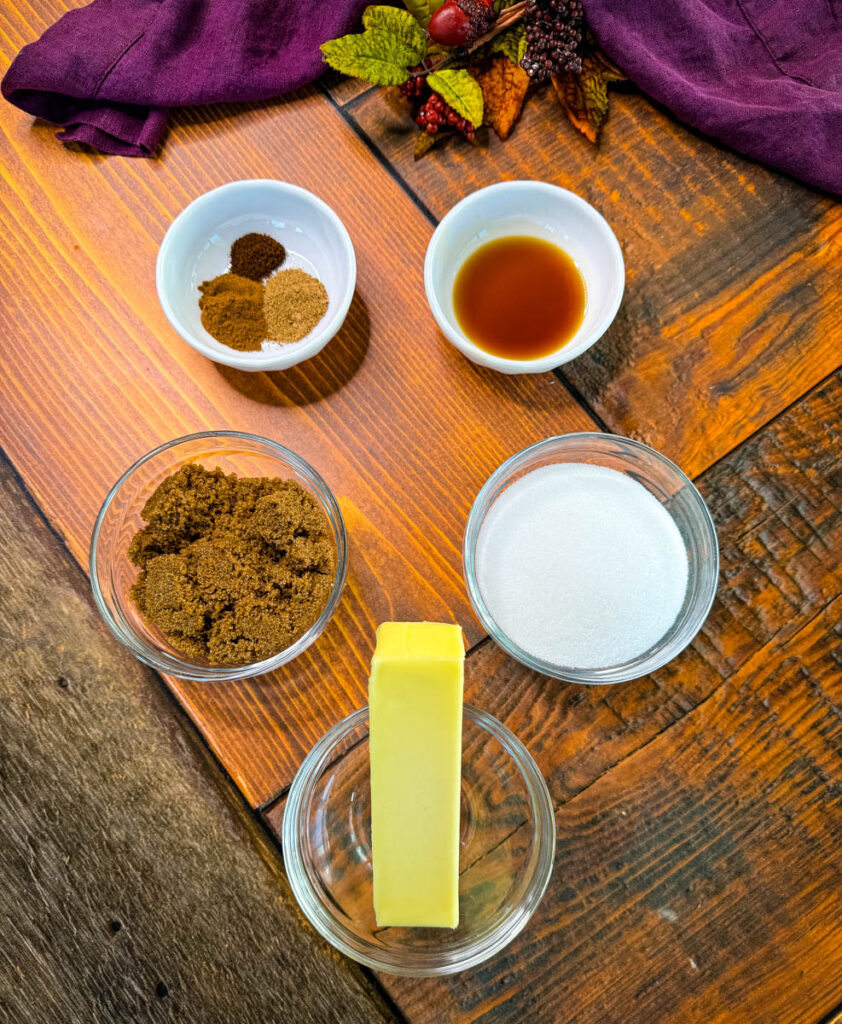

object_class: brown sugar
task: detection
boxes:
[128,464,335,666]
[198,273,267,351]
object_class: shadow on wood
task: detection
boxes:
[215,291,371,407]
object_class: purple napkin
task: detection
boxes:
[586,0,842,195]
[3,0,841,191]
[2,0,369,156]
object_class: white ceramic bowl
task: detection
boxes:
[424,181,624,374]
[156,180,356,371]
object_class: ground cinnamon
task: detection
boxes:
[129,464,334,666]
[198,273,267,351]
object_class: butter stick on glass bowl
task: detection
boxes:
[89,431,347,682]
[283,705,555,976]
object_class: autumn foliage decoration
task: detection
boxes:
[321,1,625,158]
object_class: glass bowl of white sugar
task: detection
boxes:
[464,434,718,684]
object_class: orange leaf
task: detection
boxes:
[552,51,611,144]
[470,56,530,141]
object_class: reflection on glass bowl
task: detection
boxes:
[283,704,555,976]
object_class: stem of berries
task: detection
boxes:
[415,93,477,142]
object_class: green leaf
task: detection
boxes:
[427,69,484,127]
[404,0,430,27]
[321,30,416,86]
[362,6,427,62]
[403,0,442,29]
[490,23,526,64]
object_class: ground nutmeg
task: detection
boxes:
[128,464,335,666]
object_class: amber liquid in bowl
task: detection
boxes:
[453,236,586,360]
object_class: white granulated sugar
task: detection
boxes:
[476,463,688,669]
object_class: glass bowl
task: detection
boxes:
[464,433,718,684]
[90,430,347,682]
[283,705,555,976]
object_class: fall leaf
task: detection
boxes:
[489,22,527,65]
[552,50,616,143]
[362,6,427,60]
[471,56,529,141]
[414,129,438,160]
[404,0,445,29]
[321,30,419,86]
[427,69,485,128]
[589,47,626,83]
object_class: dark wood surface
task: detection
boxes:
[264,369,842,1024]
[0,455,394,1024]
[1,2,841,1022]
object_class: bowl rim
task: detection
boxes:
[424,180,625,374]
[463,432,719,684]
[89,429,348,682]
[283,703,556,976]
[155,179,357,372]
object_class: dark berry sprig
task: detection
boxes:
[522,0,584,82]
[415,94,476,142]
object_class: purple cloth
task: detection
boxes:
[586,0,842,195]
[2,0,368,156]
[3,0,841,190]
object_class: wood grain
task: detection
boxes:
[263,369,842,1023]
[0,454,396,1024]
[344,85,842,477]
[380,595,842,1024]
[0,3,595,807]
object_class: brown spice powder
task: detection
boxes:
[264,268,329,344]
[230,232,286,281]
[199,273,267,351]
[129,464,334,666]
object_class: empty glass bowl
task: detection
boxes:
[283,705,555,976]
[464,433,718,684]
[89,430,347,681]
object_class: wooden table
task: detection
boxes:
[1,2,841,1021]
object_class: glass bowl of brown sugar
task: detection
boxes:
[90,431,348,682]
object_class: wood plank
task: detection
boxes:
[343,85,842,477]
[321,72,376,106]
[380,594,842,1024]
[0,454,397,1024]
[263,370,842,1023]
[0,4,596,807]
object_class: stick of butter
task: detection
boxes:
[369,622,465,929]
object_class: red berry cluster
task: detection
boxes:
[398,70,427,100]
[415,94,476,141]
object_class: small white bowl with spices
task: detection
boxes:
[156,180,356,371]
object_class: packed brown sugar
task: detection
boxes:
[128,464,334,666]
